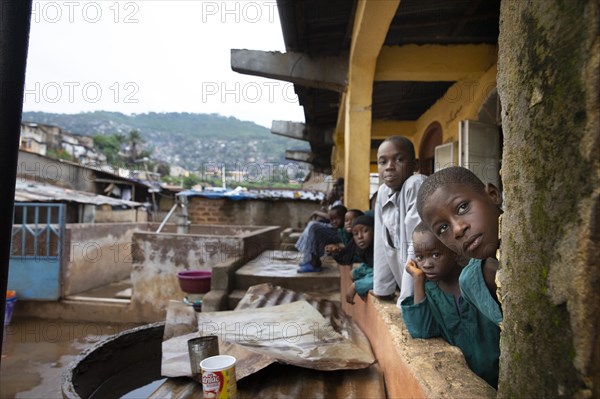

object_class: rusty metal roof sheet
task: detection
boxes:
[14,180,143,208]
[156,284,386,398]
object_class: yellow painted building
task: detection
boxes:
[335,2,501,209]
[233,0,503,210]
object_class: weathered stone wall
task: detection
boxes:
[130,226,280,318]
[497,1,599,397]
[63,223,148,296]
[95,208,148,223]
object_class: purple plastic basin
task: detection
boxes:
[176,270,212,294]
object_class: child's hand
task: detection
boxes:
[325,244,342,254]
[406,259,426,303]
[405,259,424,279]
[346,283,357,304]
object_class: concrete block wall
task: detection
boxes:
[188,198,233,225]
[187,197,320,229]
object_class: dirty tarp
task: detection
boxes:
[161,284,375,380]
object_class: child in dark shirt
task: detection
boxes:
[401,222,500,388]
[325,209,364,264]
[345,215,375,305]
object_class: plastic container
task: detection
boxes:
[5,290,17,326]
[200,355,237,399]
[177,270,212,294]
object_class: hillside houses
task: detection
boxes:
[20,122,106,165]
[16,121,182,223]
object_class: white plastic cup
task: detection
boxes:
[200,354,237,399]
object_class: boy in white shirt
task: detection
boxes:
[373,136,426,307]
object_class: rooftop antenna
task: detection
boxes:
[222,165,226,189]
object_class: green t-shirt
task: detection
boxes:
[401,281,500,388]
[460,258,503,326]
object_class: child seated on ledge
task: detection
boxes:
[345,215,375,305]
[296,205,347,273]
[325,209,364,263]
[401,222,500,388]
[416,166,503,326]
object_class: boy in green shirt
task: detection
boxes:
[401,222,500,388]
[416,166,503,326]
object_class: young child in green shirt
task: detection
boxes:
[345,215,375,305]
[401,222,500,388]
[416,166,503,326]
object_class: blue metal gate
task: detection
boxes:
[8,203,65,300]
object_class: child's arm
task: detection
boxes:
[346,283,357,304]
[373,189,397,297]
[405,260,425,304]
[400,287,441,339]
[353,268,374,299]
[399,175,426,302]
[332,241,356,265]
[325,243,344,254]
[309,210,329,222]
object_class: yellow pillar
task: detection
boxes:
[332,92,347,177]
[343,0,400,210]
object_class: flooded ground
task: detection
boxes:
[1,317,144,399]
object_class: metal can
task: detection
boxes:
[187,335,219,382]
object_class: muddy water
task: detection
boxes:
[1,317,144,399]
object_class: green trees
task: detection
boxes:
[93,133,124,165]
[94,130,154,169]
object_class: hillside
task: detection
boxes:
[21,111,309,171]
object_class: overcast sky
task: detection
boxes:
[22,0,305,128]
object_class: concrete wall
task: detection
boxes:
[188,197,321,229]
[63,223,148,296]
[497,1,599,397]
[130,226,280,319]
[17,150,95,192]
[95,208,148,223]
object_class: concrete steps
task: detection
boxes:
[228,250,340,309]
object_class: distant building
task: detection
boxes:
[20,122,106,165]
[169,165,189,178]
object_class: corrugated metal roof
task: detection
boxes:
[232,284,385,397]
[14,180,143,207]
[153,284,385,398]
[179,188,324,202]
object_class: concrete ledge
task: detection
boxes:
[339,266,496,398]
[13,299,160,324]
[201,289,228,312]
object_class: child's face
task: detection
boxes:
[344,211,359,233]
[413,230,459,282]
[421,182,502,259]
[377,140,416,192]
[329,210,344,229]
[352,224,374,250]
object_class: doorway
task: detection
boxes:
[419,122,442,175]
